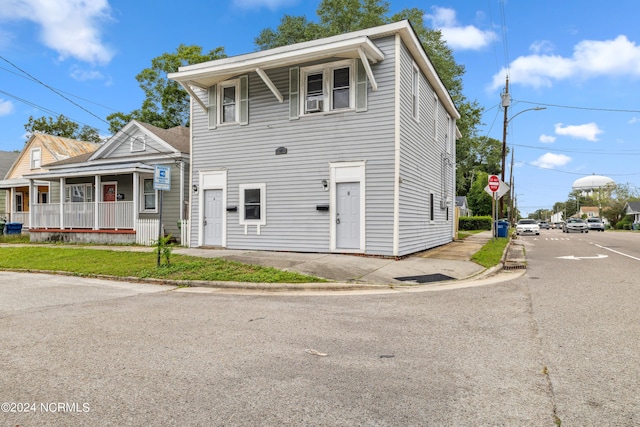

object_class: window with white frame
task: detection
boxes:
[65,184,93,203]
[30,148,41,169]
[239,183,266,225]
[412,63,419,120]
[130,136,146,152]
[15,192,23,212]
[142,178,157,212]
[220,80,239,124]
[301,60,354,114]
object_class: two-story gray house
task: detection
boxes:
[169,20,460,257]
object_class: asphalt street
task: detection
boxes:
[2,230,639,426]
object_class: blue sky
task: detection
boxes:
[1,0,639,215]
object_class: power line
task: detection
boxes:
[0,54,110,126]
[0,65,118,112]
[520,161,640,177]
[515,99,640,114]
[512,142,640,156]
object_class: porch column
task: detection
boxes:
[94,175,100,230]
[133,172,139,230]
[27,179,33,229]
[59,178,65,229]
[9,187,14,222]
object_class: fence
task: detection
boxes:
[135,218,160,246]
[179,219,189,247]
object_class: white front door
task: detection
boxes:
[203,189,223,246]
[336,182,360,250]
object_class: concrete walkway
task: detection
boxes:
[173,230,499,287]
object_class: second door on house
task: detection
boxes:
[204,189,223,246]
[336,182,360,250]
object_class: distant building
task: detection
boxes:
[572,174,615,197]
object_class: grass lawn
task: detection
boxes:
[471,236,510,268]
[0,246,325,283]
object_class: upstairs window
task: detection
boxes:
[221,83,237,123]
[30,148,41,169]
[412,63,420,120]
[130,136,146,152]
[208,76,248,128]
[301,60,354,114]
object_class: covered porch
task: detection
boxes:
[26,164,162,245]
[0,178,51,228]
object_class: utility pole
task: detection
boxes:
[500,76,510,218]
[509,147,515,224]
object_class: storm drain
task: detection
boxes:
[394,273,455,283]
[503,263,527,270]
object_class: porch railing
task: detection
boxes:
[97,202,134,229]
[8,212,30,228]
[32,204,60,228]
[64,202,95,229]
[31,202,135,230]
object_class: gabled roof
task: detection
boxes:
[23,121,189,180]
[455,196,468,208]
[89,120,189,161]
[0,150,20,179]
[580,206,599,213]
[625,201,640,214]
[169,20,459,120]
[4,134,99,179]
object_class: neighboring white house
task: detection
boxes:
[0,134,99,228]
[24,121,190,245]
[169,20,460,257]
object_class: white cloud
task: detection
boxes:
[0,0,114,64]
[491,35,640,89]
[425,7,497,50]
[70,66,104,82]
[629,117,639,124]
[532,153,572,169]
[0,99,14,116]
[232,0,298,10]
[554,122,603,141]
[529,40,554,55]
[539,134,556,143]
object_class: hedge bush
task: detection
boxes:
[459,216,492,231]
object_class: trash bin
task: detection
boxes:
[5,222,23,235]
[496,220,509,238]
[633,222,640,231]
[0,220,5,235]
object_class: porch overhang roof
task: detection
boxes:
[0,178,49,188]
[22,162,155,181]
[169,36,384,111]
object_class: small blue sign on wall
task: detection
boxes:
[154,165,171,191]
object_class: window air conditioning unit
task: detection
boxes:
[306,98,322,113]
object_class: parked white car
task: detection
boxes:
[516,219,540,235]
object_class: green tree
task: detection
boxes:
[24,114,101,143]
[597,183,640,227]
[467,171,493,216]
[456,136,503,196]
[255,0,485,197]
[106,45,226,134]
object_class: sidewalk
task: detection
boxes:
[173,230,500,288]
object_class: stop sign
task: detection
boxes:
[488,175,500,192]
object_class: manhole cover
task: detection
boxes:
[394,273,455,283]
